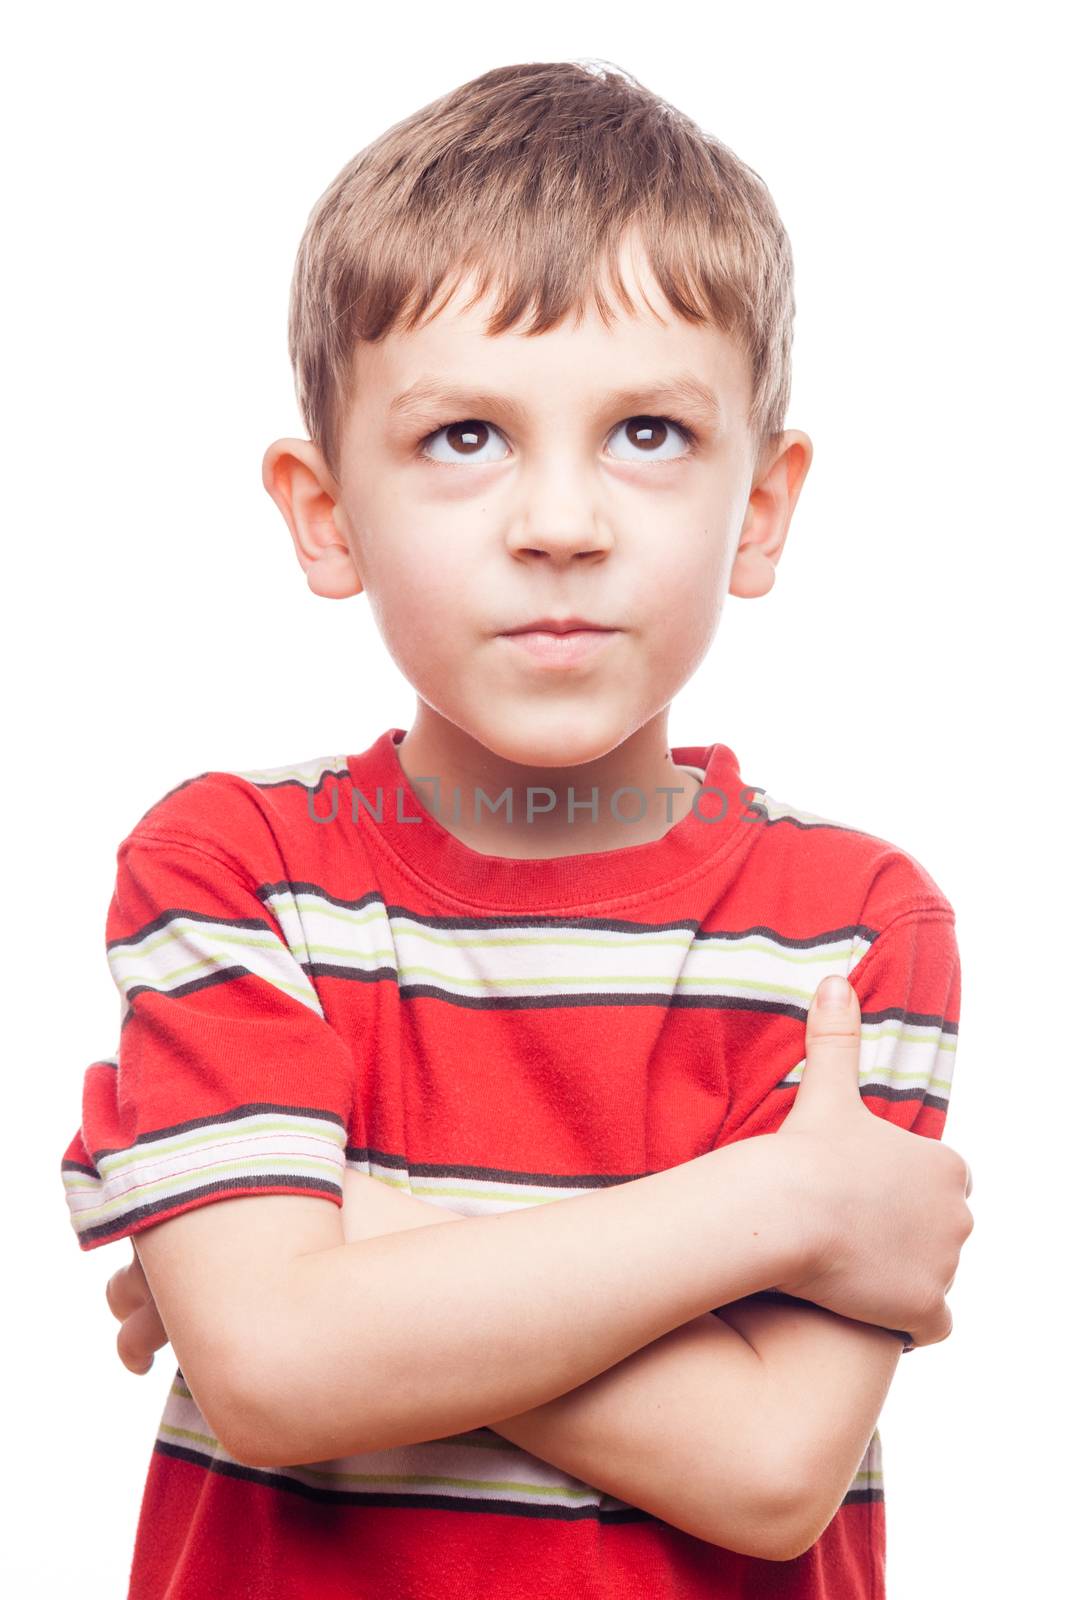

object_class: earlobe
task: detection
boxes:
[728,541,777,599]
[260,438,364,599]
[728,430,813,600]
[306,544,362,599]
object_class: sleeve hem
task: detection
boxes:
[69,1173,345,1252]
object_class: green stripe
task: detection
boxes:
[72,1153,342,1224]
[96,1116,345,1177]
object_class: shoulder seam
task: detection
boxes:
[849,902,957,984]
[119,826,262,900]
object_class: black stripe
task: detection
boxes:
[229,764,347,798]
[257,880,385,914]
[263,884,884,947]
[119,962,304,1012]
[153,1439,884,1517]
[76,1173,343,1246]
[107,906,277,952]
[151,1439,652,1520]
[90,1099,346,1161]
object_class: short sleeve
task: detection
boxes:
[60,832,357,1251]
[844,906,960,1140]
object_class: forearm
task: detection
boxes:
[245,1137,804,1468]
[715,1292,903,1545]
[333,1173,791,1549]
[489,1309,791,1552]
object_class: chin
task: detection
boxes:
[460,709,639,771]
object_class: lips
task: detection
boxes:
[502,618,614,635]
[500,628,618,667]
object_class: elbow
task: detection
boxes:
[723,1498,815,1564]
[754,1477,837,1563]
[213,1334,383,1470]
[731,1452,829,1564]
[691,1468,821,1562]
[765,1512,832,1564]
[201,1342,297,1471]
[220,1393,291,1472]
[731,1499,822,1565]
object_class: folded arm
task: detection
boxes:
[337,1172,903,1559]
[337,1172,793,1554]
[129,1137,814,1562]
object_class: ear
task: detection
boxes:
[729,430,813,599]
[261,438,364,599]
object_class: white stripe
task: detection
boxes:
[108,909,324,1017]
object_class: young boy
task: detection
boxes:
[61,59,973,1599]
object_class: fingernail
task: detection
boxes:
[818,975,851,1008]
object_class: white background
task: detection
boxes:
[6,2,1062,1594]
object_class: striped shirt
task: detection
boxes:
[61,726,960,1598]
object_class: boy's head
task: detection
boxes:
[264,60,811,776]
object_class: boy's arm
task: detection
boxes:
[114,1167,892,1557]
[339,1171,899,1559]
[713,1293,902,1554]
[70,828,811,1560]
[131,1131,815,1559]
[326,891,964,1558]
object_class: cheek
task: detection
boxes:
[652,533,730,616]
[646,543,729,670]
[366,550,470,671]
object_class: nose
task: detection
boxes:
[504,463,614,563]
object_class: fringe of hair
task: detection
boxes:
[288,58,796,480]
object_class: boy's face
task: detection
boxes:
[265,231,811,780]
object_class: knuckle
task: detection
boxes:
[943,1144,968,1186]
[106,1270,131,1319]
[918,1282,943,1329]
[117,1318,154,1373]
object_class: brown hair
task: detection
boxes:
[288,58,795,482]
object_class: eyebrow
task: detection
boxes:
[386,371,723,428]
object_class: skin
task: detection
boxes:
[260,227,813,858]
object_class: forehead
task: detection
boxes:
[350,231,751,423]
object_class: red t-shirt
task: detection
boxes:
[61,728,960,1598]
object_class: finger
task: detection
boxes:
[106,1263,149,1322]
[794,974,862,1113]
[964,1161,973,1199]
[117,1300,170,1374]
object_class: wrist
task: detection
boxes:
[717,1133,824,1296]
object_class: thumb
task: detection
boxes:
[792,974,862,1115]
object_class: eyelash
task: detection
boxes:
[415,413,699,465]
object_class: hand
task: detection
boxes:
[770,974,974,1350]
[106,1246,170,1374]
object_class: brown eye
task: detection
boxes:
[444,420,490,455]
[625,417,669,450]
[608,415,693,463]
[421,419,508,465]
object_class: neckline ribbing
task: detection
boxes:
[345,727,754,912]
